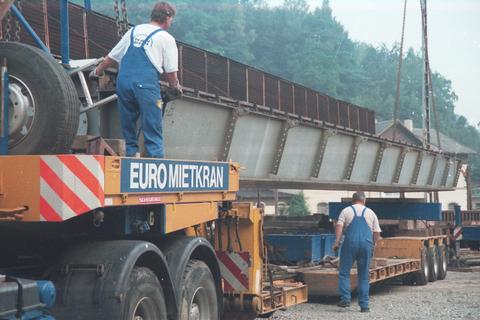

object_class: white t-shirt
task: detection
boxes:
[337,204,381,233]
[108,24,178,74]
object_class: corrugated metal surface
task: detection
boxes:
[229,61,246,102]
[264,75,279,109]
[5,0,377,134]
[280,81,294,114]
[207,54,228,96]
[294,86,306,117]
[247,68,263,106]
[306,90,317,120]
[182,45,206,92]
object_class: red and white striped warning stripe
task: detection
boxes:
[453,226,463,241]
[216,251,250,293]
[40,155,104,221]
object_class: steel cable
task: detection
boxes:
[392,0,407,141]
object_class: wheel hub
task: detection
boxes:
[7,76,35,148]
[189,302,200,320]
[133,297,155,320]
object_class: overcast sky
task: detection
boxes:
[268,0,480,126]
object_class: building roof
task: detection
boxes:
[411,128,476,155]
[375,120,394,135]
[375,120,476,155]
[376,120,423,145]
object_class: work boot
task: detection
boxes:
[360,307,370,312]
[337,301,350,308]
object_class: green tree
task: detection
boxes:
[286,192,310,216]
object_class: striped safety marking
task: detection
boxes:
[216,251,250,293]
[40,155,104,221]
[453,226,463,241]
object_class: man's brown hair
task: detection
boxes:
[151,2,176,23]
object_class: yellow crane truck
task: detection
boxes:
[0,155,307,320]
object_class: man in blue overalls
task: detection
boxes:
[90,2,181,158]
[333,191,381,312]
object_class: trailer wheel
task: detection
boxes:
[436,244,448,280]
[413,246,429,285]
[427,245,439,282]
[402,273,415,285]
[124,267,167,320]
[257,311,275,318]
[179,259,218,320]
[0,42,79,154]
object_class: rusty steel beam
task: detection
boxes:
[11,0,379,134]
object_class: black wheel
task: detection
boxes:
[413,246,429,285]
[123,267,167,320]
[437,244,448,280]
[402,273,415,285]
[0,42,79,154]
[257,311,275,318]
[179,259,218,320]
[427,245,439,282]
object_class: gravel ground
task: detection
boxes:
[263,271,480,320]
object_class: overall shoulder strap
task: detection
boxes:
[361,206,368,218]
[350,205,358,217]
[141,28,164,47]
[130,26,136,44]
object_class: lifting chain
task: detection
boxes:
[13,0,22,42]
[3,0,22,42]
[113,0,121,39]
[3,10,12,41]
[113,0,129,39]
[392,0,407,142]
[120,0,129,35]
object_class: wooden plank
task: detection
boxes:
[299,256,421,296]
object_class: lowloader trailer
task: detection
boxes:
[298,235,448,296]
[265,199,449,297]
[0,156,307,319]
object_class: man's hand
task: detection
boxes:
[332,241,340,252]
[161,85,182,104]
[169,80,182,95]
[89,56,117,80]
[88,67,105,80]
[165,72,182,94]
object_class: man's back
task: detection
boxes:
[337,204,381,234]
[109,23,178,76]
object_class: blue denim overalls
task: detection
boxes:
[338,205,373,309]
[116,26,165,158]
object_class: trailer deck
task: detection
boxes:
[267,235,448,297]
[300,257,421,296]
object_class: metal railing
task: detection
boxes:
[442,210,480,224]
[4,0,376,134]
